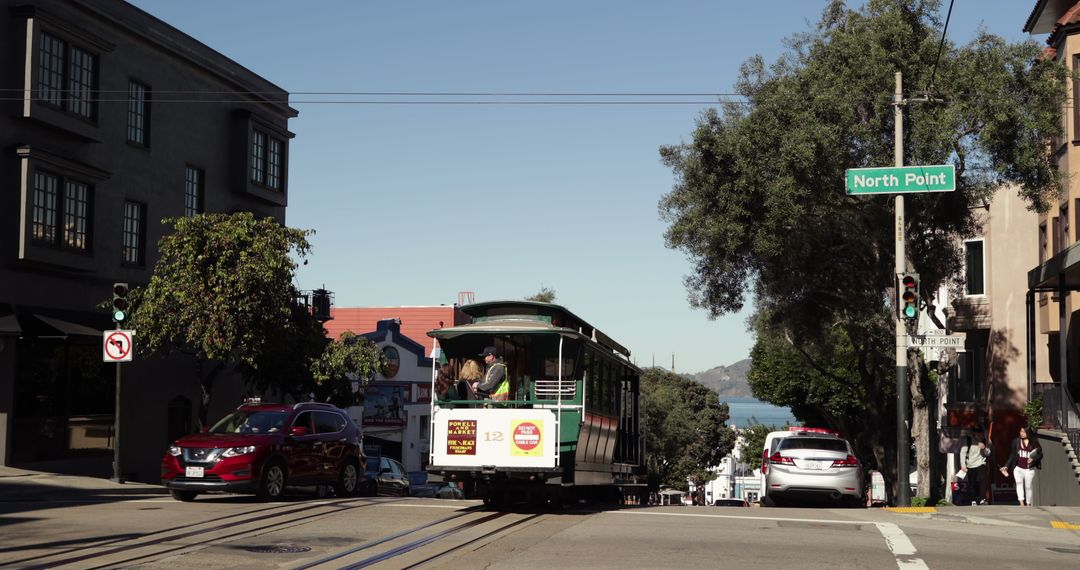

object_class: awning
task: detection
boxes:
[4,306,110,339]
[1029,241,1080,291]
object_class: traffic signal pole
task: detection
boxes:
[112,320,123,483]
[894,71,910,507]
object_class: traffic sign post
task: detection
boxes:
[846,165,955,195]
[104,328,134,483]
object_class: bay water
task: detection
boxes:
[722,396,796,429]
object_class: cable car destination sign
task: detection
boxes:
[846,165,955,194]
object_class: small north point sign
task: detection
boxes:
[846,165,955,194]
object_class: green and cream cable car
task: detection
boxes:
[427,301,645,507]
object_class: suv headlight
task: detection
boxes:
[222,446,257,458]
[168,446,181,457]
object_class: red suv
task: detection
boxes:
[161,402,366,501]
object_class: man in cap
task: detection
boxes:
[475,346,509,401]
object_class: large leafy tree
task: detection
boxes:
[641,367,736,490]
[131,212,377,426]
[659,0,1067,499]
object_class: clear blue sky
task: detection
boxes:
[129,1,1036,373]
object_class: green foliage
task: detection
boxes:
[130,212,320,423]
[309,332,385,407]
[738,423,784,471]
[658,0,1066,495]
[133,212,313,366]
[641,367,737,489]
[910,496,928,507]
[936,498,952,507]
[1024,395,1045,430]
[525,286,557,303]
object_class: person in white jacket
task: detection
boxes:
[959,429,991,505]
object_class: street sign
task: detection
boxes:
[907,333,966,348]
[103,330,134,362]
[846,165,955,194]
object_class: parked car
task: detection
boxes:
[161,402,366,502]
[364,456,411,496]
[713,498,750,507]
[763,432,863,507]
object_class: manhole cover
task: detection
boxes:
[244,544,312,554]
[1046,547,1080,555]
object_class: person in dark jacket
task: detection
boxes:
[959,428,991,505]
[999,426,1042,506]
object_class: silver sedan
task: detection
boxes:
[763,435,863,506]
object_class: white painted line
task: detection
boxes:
[385,502,481,509]
[875,523,928,569]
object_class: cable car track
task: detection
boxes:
[293,507,546,570]
[17,496,405,569]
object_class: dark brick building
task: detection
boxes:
[0,0,296,481]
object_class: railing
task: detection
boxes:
[1033,383,1080,452]
[533,378,576,400]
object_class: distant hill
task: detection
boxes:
[692,359,753,398]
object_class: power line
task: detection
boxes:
[0,88,747,97]
[926,0,956,94]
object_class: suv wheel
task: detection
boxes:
[170,490,198,502]
[334,460,360,497]
[257,460,287,500]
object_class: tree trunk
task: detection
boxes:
[909,348,931,500]
[196,360,225,429]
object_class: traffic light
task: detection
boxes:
[898,273,919,321]
[112,283,129,323]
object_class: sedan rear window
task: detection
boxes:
[777,438,848,452]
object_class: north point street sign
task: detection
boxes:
[907,334,967,347]
[846,165,955,194]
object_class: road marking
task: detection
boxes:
[875,522,928,569]
[1051,520,1080,530]
[884,507,936,513]
[386,502,480,509]
[610,511,928,569]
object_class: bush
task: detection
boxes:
[1024,395,1045,430]
[910,496,928,507]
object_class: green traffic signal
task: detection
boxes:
[899,273,919,321]
[113,283,129,323]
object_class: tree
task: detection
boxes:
[525,286,557,303]
[738,422,789,472]
[309,332,385,407]
[659,0,1067,501]
[641,367,736,489]
[131,212,317,427]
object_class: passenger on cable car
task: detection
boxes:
[476,346,509,401]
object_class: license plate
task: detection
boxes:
[185,466,204,478]
[803,460,827,470]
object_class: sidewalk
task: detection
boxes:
[0,465,165,502]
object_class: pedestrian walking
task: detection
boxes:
[959,427,991,505]
[1000,426,1042,506]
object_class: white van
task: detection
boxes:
[759,427,837,506]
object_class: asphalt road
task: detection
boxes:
[2,475,1080,569]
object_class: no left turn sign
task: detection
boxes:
[103,330,135,362]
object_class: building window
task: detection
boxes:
[31,170,91,251]
[251,128,285,191]
[127,81,150,146]
[122,201,146,265]
[1040,223,1048,265]
[268,138,282,189]
[949,350,983,405]
[64,181,90,250]
[37,32,98,120]
[1063,203,1071,249]
[184,166,204,216]
[251,130,266,184]
[964,240,984,296]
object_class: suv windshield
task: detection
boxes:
[209,410,290,434]
[777,438,848,452]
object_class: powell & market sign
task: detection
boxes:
[846,165,955,194]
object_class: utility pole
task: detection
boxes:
[894,71,911,507]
